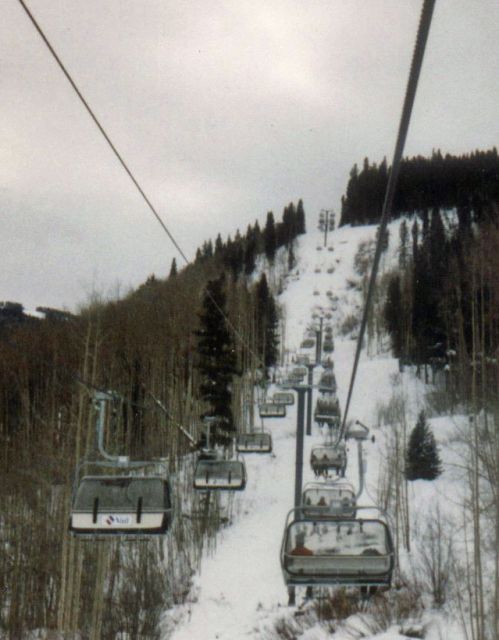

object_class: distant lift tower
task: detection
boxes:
[318,209,335,247]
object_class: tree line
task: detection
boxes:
[340,148,499,227]
[190,199,305,278]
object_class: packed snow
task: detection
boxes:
[162,219,472,640]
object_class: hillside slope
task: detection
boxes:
[162,219,470,640]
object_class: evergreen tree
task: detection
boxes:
[214,233,224,256]
[195,275,238,439]
[296,199,306,234]
[405,411,442,480]
[411,219,419,264]
[255,274,279,375]
[244,225,257,275]
[281,202,297,247]
[399,219,409,270]
[264,211,277,263]
[384,274,403,357]
[202,240,213,259]
[169,258,177,277]
[223,230,244,280]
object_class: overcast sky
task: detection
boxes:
[2,0,498,313]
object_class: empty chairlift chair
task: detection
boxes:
[286,372,304,384]
[314,397,341,427]
[318,371,337,394]
[310,444,347,477]
[273,392,295,406]
[193,458,247,491]
[301,338,315,349]
[280,509,394,588]
[322,338,334,353]
[292,366,308,378]
[236,431,272,454]
[259,402,286,418]
[302,480,356,518]
[70,474,173,537]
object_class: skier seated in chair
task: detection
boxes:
[291,531,314,556]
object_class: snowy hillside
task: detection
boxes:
[162,219,476,640]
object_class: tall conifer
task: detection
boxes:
[405,411,442,480]
[195,275,237,438]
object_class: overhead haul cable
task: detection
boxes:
[339,0,436,439]
[16,0,263,369]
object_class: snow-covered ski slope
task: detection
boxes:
[163,220,467,640]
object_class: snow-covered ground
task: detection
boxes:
[162,219,472,640]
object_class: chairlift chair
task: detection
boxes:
[292,366,308,377]
[193,458,247,491]
[69,466,173,537]
[318,371,337,394]
[322,340,334,354]
[273,392,295,406]
[346,421,370,441]
[314,397,341,426]
[310,444,347,477]
[259,402,287,418]
[235,431,272,454]
[300,338,315,349]
[280,508,394,588]
[301,480,356,518]
[322,357,334,370]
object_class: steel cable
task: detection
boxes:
[339,0,436,440]
[16,0,264,370]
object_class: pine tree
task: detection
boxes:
[255,274,279,376]
[399,219,409,270]
[214,233,224,256]
[244,225,257,275]
[296,199,306,234]
[264,211,277,263]
[169,258,177,277]
[405,411,442,480]
[195,275,238,440]
[384,274,403,357]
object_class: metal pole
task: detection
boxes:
[356,440,365,500]
[294,388,306,508]
[315,316,324,365]
[306,365,314,436]
[94,391,126,463]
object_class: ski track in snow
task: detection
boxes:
[164,221,468,640]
